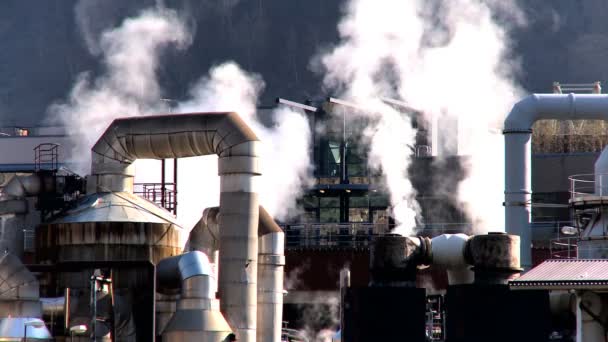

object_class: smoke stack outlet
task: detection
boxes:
[466,232,522,284]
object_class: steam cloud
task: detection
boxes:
[316,0,523,234]
[50,4,312,231]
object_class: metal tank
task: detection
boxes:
[36,191,183,341]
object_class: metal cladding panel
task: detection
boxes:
[0,253,38,301]
[343,287,426,342]
[445,284,550,342]
[510,259,608,289]
[36,221,181,265]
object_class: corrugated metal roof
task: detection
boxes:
[510,259,608,290]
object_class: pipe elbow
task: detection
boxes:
[430,234,470,269]
[156,251,214,295]
[90,112,261,176]
[504,94,540,132]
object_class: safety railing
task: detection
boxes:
[569,173,608,200]
[283,222,472,248]
[530,220,578,259]
[133,182,177,214]
[34,143,59,172]
[549,237,578,259]
[283,221,573,249]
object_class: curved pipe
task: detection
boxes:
[504,94,608,269]
[92,112,261,342]
[187,206,285,342]
[156,251,233,340]
[156,251,215,298]
[430,234,474,285]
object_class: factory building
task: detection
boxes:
[1,89,607,341]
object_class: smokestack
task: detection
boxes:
[90,112,261,342]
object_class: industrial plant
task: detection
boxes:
[0,88,607,342]
[4,0,608,341]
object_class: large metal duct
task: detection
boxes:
[187,206,285,342]
[504,94,608,269]
[90,112,261,342]
[157,251,232,341]
[256,207,284,342]
[0,174,41,257]
[0,253,52,340]
[430,234,474,285]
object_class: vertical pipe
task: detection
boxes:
[504,131,532,269]
[257,232,285,342]
[339,269,350,334]
[218,170,259,342]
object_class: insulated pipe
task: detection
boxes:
[156,251,216,298]
[504,94,608,269]
[1,174,41,200]
[91,112,260,342]
[430,234,474,285]
[0,174,41,257]
[0,253,52,341]
[187,206,285,342]
[156,251,233,340]
[257,207,285,342]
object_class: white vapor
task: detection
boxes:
[316,0,523,233]
[50,5,312,232]
[176,62,313,227]
[49,6,191,175]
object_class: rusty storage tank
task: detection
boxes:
[36,191,183,341]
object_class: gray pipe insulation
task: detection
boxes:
[504,94,608,269]
[156,251,232,340]
[187,206,285,342]
[91,112,261,342]
[0,252,42,317]
[0,174,42,258]
[157,251,217,296]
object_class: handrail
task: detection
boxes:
[569,172,608,199]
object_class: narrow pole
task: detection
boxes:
[161,160,166,209]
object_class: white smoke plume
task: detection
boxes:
[176,62,314,226]
[317,0,523,233]
[50,5,312,231]
[314,1,422,235]
[49,6,191,174]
